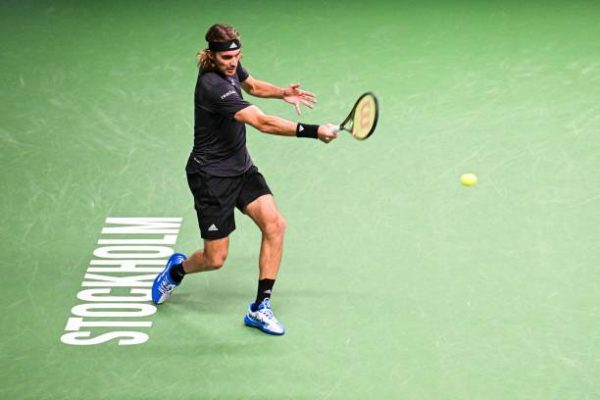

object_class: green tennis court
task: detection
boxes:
[2,0,599,398]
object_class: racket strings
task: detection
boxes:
[350,94,377,139]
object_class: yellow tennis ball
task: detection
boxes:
[460,173,478,187]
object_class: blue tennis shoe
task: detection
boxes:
[152,252,187,304]
[244,298,285,336]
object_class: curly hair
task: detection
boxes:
[197,24,241,71]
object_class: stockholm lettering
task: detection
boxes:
[60,217,182,346]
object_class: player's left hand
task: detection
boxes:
[283,84,317,115]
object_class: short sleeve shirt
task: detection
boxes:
[188,63,253,177]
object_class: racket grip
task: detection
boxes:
[333,125,341,133]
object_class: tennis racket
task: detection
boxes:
[335,92,379,140]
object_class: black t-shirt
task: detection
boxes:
[188,63,253,177]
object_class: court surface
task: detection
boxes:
[2,1,599,399]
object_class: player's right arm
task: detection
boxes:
[234,105,339,144]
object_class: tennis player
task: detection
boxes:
[151,23,339,335]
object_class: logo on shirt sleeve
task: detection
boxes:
[220,90,236,100]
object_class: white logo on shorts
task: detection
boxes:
[208,224,219,232]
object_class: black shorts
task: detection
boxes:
[186,165,272,240]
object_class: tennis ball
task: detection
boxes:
[460,173,478,187]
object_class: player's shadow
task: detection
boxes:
[164,276,253,312]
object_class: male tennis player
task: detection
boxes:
[151,24,339,335]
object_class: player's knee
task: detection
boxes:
[278,216,287,235]
[208,251,227,270]
[264,214,286,238]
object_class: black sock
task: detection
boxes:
[169,263,186,284]
[252,279,275,311]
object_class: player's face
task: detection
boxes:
[213,50,241,76]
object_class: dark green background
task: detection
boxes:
[2,1,599,398]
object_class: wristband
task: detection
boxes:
[296,123,319,139]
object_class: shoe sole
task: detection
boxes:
[244,315,285,336]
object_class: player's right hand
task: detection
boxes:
[318,124,339,144]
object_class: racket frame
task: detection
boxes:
[338,92,379,140]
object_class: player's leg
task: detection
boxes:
[152,238,231,305]
[233,167,286,334]
[244,194,286,281]
[150,238,228,304]
[183,237,229,273]
[152,170,237,305]
[242,193,287,335]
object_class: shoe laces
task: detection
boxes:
[258,298,275,319]
[159,279,175,293]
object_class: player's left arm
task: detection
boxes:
[241,75,317,115]
[234,105,339,143]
